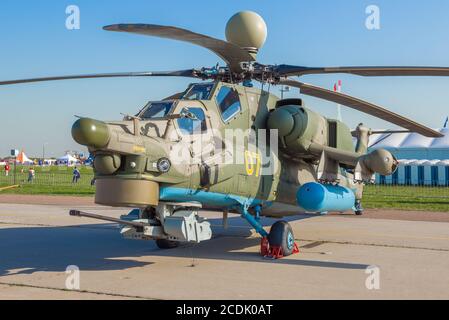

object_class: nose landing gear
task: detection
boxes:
[240,206,299,259]
[261,221,300,258]
[262,221,299,258]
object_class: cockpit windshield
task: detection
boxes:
[181,83,214,100]
[139,101,173,119]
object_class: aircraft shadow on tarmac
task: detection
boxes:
[0,215,368,276]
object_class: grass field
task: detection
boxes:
[0,165,95,196]
[0,184,95,196]
[1,166,448,211]
[363,185,449,212]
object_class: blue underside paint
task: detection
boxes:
[159,186,269,209]
[296,182,356,212]
[159,186,271,237]
[241,208,269,237]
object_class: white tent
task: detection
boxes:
[409,159,428,166]
[370,131,410,149]
[369,128,449,160]
[438,159,449,166]
[430,128,449,148]
[369,125,449,186]
[423,159,441,166]
[16,151,33,164]
[57,154,79,166]
[398,159,415,166]
[376,158,449,186]
[43,159,56,166]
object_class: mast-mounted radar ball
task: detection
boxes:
[225,11,267,52]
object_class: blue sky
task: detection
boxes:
[1,0,449,157]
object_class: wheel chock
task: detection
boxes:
[260,237,300,259]
[260,236,270,256]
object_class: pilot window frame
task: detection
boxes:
[215,85,242,123]
[137,101,175,120]
[181,82,215,101]
[175,106,208,136]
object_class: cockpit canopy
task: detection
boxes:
[139,101,174,119]
[137,83,215,120]
[181,83,214,100]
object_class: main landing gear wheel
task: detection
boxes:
[155,239,179,249]
[266,221,298,257]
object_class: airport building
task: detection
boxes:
[368,127,449,185]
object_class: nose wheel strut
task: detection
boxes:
[240,206,299,259]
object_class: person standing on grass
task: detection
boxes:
[72,167,81,183]
[28,167,35,182]
[4,164,10,176]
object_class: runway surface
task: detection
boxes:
[1,197,449,299]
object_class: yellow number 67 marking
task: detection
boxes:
[244,151,261,177]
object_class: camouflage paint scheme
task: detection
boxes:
[2,10,446,251]
[72,80,391,217]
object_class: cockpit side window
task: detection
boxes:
[140,101,173,119]
[177,107,207,135]
[215,86,241,122]
[182,83,214,100]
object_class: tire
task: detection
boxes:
[155,239,179,249]
[355,210,363,216]
[267,221,295,256]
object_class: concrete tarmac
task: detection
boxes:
[1,201,449,299]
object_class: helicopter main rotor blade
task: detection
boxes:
[103,24,255,73]
[0,70,199,86]
[279,79,443,138]
[275,65,449,77]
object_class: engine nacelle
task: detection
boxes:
[267,105,325,154]
[267,105,353,158]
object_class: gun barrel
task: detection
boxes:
[69,209,146,229]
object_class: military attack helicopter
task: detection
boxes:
[2,11,448,257]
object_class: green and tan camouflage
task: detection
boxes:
[2,10,445,253]
[70,80,395,215]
